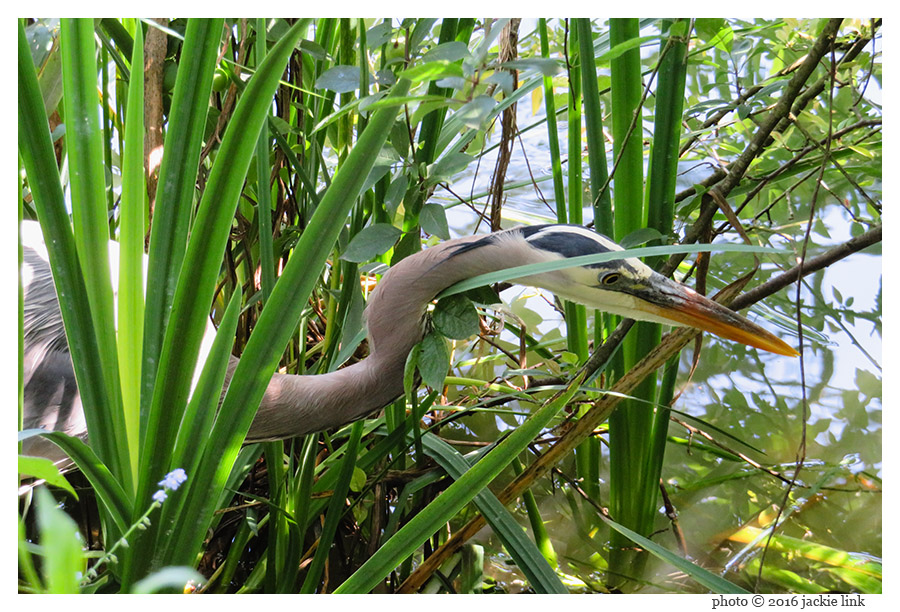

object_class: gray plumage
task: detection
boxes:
[20,221,796,463]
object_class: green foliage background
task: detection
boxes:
[18,18,881,594]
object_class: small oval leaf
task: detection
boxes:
[499,58,562,77]
[384,173,409,218]
[419,332,450,390]
[315,65,360,93]
[455,95,496,129]
[434,294,480,340]
[619,227,665,248]
[423,41,470,63]
[420,202,450,239]
[341,224,402,262]
[429,152,476,183]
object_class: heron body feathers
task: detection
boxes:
[20,222,795,461]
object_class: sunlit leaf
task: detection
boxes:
[18,455,77,498]
[35,487,83,594]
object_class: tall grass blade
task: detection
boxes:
[563,20,588,361]
[598,511,749,594]
[423,434,567,593]
[632,19,690,579]
[606,17,651,586]
[538,19,567,224]
[141,19,223,425]
[575,18,612,234]
[158,76,412,572]
[300,421,365,593]
[255,18,276,302]
[137,18,308,509]
[19,430,132,532]
[60,18,130,488]
[117,23,145,482]
[335,375,583,593]
[125,20,310,584]
[20,21,124,496]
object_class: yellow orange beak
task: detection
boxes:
[630,272,799,357]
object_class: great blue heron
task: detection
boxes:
[20,221,796,461]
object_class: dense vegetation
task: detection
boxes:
[18,18,881,594]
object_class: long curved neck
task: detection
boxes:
[246,232,532,441]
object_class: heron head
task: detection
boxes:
[511,225,798,357]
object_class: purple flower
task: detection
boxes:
[151,469,187,505]
[158,468,188,491]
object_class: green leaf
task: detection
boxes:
[598,511,749,594]
[407,18,437,55]
[500,58,561,76]
[315,65,361,93]
[435,76,466,90]
[301,421,365,592]
[334,375,583,593]
[49,18,130,488]
[349,466,367,492]
[131,567,206,594]
[483,71,513,95]
[694,19,725,44]
[597,35,661,63]
[420,202,450,239]
[35,487,83,594]
[299,39,328,60]
[619,227,665,248]
[422,41,470,63]
[170,287,243,476]
[422,434,567,593]
[462,285,500,306]
[428,152,476,183]
[384,173,408,218]
[756,78,790,99]
[163,77,412,574]
[399,60,464,82]
[404,342,422,398]
[117,22,145,478]
[695,18,733,52]
[366,22,394,49]
[18,455,77,499]
[419,332,450,390]
[341,223,402,262]
[19,430,132,533]
[143,19,223,410]
[455,95,495,129]
[434,294,479,339]
[134,19,313,580]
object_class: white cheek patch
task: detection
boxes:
[626,261,655,281]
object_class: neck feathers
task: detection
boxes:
[247,230,537,441]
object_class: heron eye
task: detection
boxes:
[600,272,621,286]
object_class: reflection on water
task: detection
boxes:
[436,100,881,592]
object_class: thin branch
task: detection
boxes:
[730,224,881,311]
[662,18,844,278]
